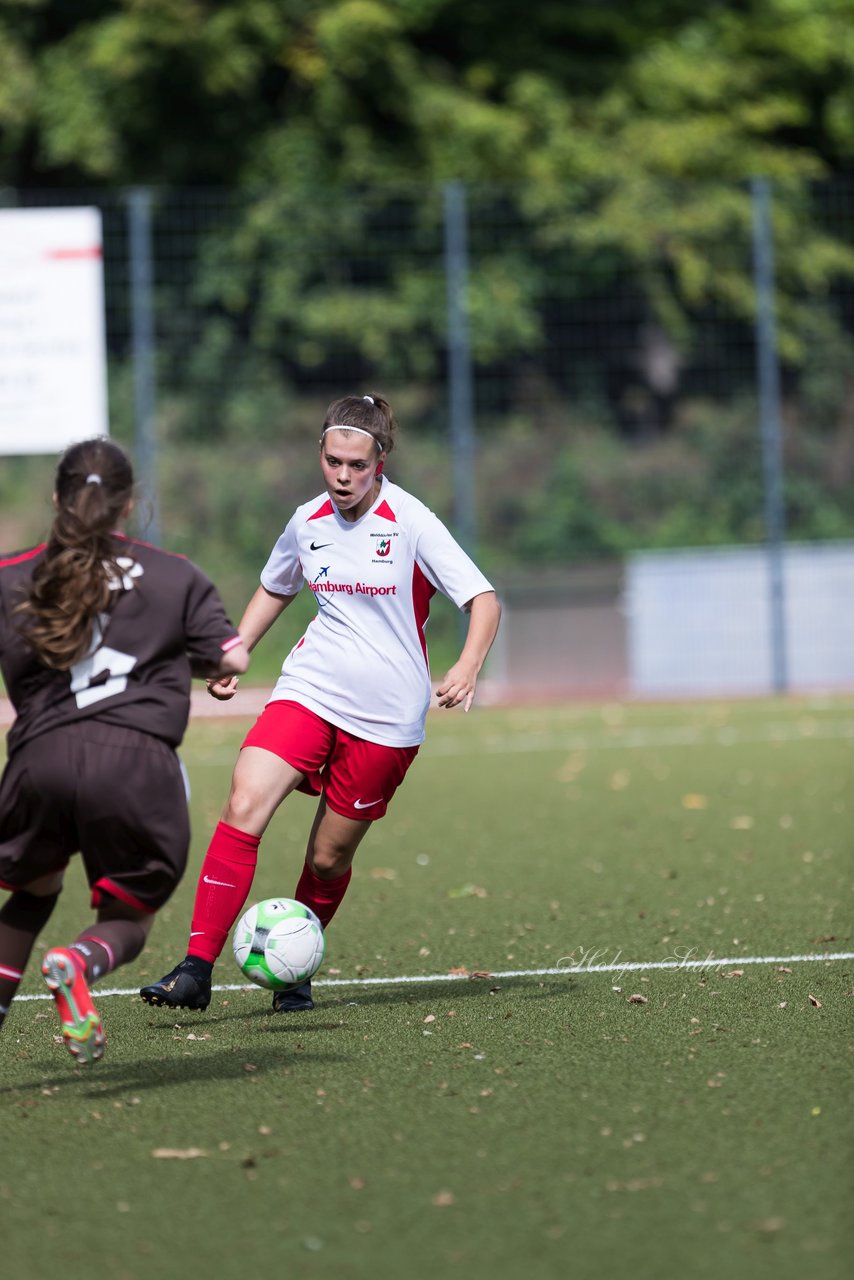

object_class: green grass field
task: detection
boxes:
[2,696,852,1280]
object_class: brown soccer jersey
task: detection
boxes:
[0,535,239,754]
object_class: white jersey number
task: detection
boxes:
[69,615,138,709]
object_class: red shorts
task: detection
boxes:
[241,700,419,821]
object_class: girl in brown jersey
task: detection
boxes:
[0,437,249,1063]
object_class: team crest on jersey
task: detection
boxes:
[106,557,144,591]
[371,531,397,564]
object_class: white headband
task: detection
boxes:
[320,425,382,451]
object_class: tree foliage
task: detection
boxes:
[2,1,854,562]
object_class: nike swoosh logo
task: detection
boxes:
[189,931,204,937]
[310,541,332,550]
[203,874,237,888]
[354,797,383,809]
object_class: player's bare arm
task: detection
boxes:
[435,590,501,712]
[206,586,296,700]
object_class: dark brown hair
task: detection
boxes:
[321,392,397,455]
[17,437,135,669]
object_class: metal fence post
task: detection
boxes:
[750,176,788,693]
[127,187,160,543]
[443,181,476,558]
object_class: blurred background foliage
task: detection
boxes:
[1,0,854,628]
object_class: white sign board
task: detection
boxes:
[0,207,108,454]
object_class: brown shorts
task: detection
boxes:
[0,721,190,913]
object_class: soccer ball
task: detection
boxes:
[232,898,325,991]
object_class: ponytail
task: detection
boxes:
[16,438,135,669]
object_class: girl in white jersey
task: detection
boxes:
[142,393,501,1014]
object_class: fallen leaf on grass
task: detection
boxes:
[470,970,492,980]
[808,994,822,1008]
[369,867,397,880]
[627,994,648,1005]
[777,967,792,975]
[724,969,744,978]
[151,1148,209,1160]
[448,966,469,976]
[605,1176,663,1192]
[431,1190,455,1206]
[681,794,708,810]
[448,884,488,899]
[751,1217,784,1234]
[729,816,754,830]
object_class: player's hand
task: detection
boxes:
[435,662,477,712]
[207,674,240,701]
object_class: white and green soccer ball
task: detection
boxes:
[232,898,325,991]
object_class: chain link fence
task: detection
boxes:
[3,179,853,692]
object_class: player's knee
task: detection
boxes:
[223,785,268,830]
[308,842,355,878]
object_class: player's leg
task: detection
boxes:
[141,746,307,1010]
[0,869,64,1030]
[272,801,371,1012]
[43,900,155,1065]
[0,739,73,1031]
[297,798,372,921]
[273,733,419,1013]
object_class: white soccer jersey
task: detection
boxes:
[260,478,494,746]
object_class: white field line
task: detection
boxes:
[13,950,853,1002]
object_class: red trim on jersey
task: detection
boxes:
[308,499,335,522]
[0,544,46,569]
[411,564,436,667]
[374,500,397,523]
[90,878,156,914]
[113,532,188,560]
[45,247,102,260]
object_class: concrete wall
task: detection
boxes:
[626,542,854,696]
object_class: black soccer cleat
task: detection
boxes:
[271,980,314,1013]
[140,960,211,1011]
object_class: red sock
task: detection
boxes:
[188,822,260,962]
[293,861,352,928]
